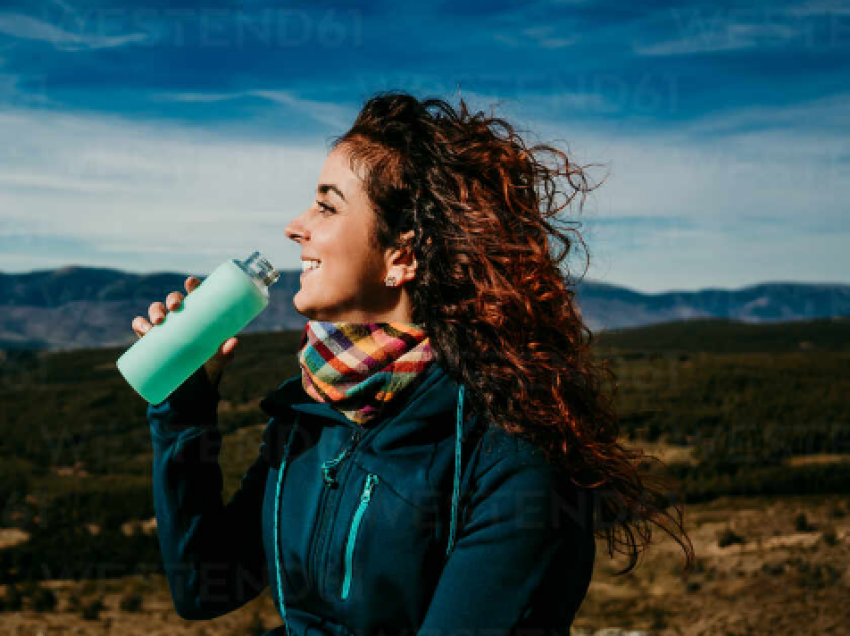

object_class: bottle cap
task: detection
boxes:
[243,251,280,287]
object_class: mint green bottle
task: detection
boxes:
[116,251,280,405]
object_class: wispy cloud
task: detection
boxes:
[669,91,850,137]
[0,106,327,275]
[2,90,847,290]
[0,12,148,51]
[634,5,823,56]
[0,0,846,291]
[520,25,579,49]
[247,91,357,129]
[150,92,237,104]
[634,34,754,56]
[0,171,136,194]
[154,90,357,129]
[493,24,579,49]
[783,0,850,17]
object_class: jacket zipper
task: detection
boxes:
[321,445,352,487]
[310,428,362,597]
[341,473,380,600]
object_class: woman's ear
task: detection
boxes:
[385,230,418,283]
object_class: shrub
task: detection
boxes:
[794,512,815,532]
[649,607,668,630]
[119,590,143,612]
[761,561,785,576]
[717,527,744,547]
[3,584,23,611]
[81,597,105,620]
[800,563,841,589]
[820,525,838,546]
[67,591,82,612]
[30,585,57,612]
[81,579,100,596]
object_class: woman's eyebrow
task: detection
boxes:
[318,183,346,202]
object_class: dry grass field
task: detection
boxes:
[1,491,847,636]
[3,320,848,635]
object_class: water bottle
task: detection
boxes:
[116,251,280,405]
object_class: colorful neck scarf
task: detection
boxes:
[297,320,435,426]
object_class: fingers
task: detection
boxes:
[148,301,167,326]
[165,291,184,311]
[132,315,151,338]
[132,278,198,339]
[221,337,238,356]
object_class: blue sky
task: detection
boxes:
[0,0,847,292]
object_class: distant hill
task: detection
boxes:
[577,280,850,329]
[596,316,850,354]
[0,266,848,351]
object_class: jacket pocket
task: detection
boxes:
[341,472,380,600]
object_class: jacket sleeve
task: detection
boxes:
[416,448,596,636]
[148,366,271,620]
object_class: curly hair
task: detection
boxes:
[329,90,695,576]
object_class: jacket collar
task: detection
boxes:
[259,362,478,454]
[260,362,454,424]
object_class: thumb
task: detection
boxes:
[220,336,238,359]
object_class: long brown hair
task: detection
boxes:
[330,90,695,575]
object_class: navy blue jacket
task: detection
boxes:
[148,361,596,636]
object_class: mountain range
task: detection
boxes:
[1,265,848,351]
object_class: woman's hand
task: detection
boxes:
[130,276,239,388]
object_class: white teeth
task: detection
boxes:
[301,260,321,271]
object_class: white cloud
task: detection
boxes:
[155,89,358,129]
[0,90,847,291]
[0,107,329,275]
[0,12,148,50]
[250,90,357,129]
[634,6,817,56]
[151,92,238,104]
[494,24,579,49]
[669,92,850,135]
[634,36,753,56]
[510,95,850,289]
[783,1,850,16]
[519,25,578,49]
[0,171,136,193]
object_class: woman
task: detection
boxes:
[135,91,694,636]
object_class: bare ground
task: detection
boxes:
[573,493,850,635]
[1,494,848,636]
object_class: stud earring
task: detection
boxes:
[384,275,397,287]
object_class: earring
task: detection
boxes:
[384,275,397,287]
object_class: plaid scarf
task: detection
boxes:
[297,320,435,426]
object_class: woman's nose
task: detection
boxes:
[285,210,310,243]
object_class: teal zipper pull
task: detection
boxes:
[321,449,350,487]
[341,473,379,600]
[321,430,362,488]
[361,473,379,502]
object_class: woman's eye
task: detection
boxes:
[316,201,335,215]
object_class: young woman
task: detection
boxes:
[135,91,694,636]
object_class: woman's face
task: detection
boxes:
[285,145,416,323]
